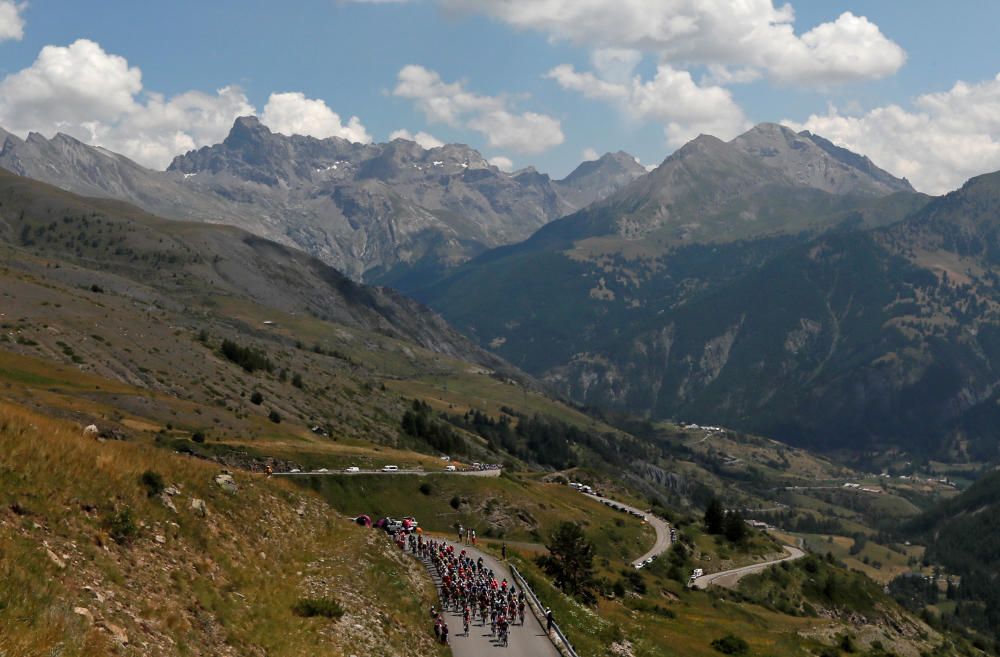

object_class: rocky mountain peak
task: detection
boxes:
[554,150,647,208]
[730,122,912,196]
[224,115,272,147]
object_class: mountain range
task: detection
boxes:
[8,118,1000,463]
[0,118,646,281]
[412,124,1000,458]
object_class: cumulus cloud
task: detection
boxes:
[547,61,750,147]
[393,64,564,154]
[261,92,371,143]
[443,1,904,85]
[389,128,445,149]
[0,0,25,42]
[488,155,513,171]
[0,39,372,169]
[582,147,599,161]
[785,73,1000,194]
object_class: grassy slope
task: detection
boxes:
[0,401,443,657]
[299,472,654,559]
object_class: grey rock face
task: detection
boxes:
[0,117,645,281]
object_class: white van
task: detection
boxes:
[382,465,399,472]
[445,465,457,471]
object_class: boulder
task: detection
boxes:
[98,621,129,645]
[190,498,208,518]
[73,607,94,626]
[46,548,66,570]
[214,473,238,494]
[159,492,178,513]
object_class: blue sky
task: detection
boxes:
[1,1,998,192]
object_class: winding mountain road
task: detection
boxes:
[690,545,806,589]
[419,540,561,657]
[275,468,502,478]
[584,493,672,568]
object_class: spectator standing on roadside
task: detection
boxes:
[545,607,554,634]
[501,542,507,560]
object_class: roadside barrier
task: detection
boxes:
[508,564,580,657]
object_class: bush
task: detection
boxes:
[191,431,206,444]
[450,496,462,510]
[291,373,304,389]
[250,391,264,405]
[106,508,139,545]
[711,634,749,656]
[90,284,104,293]
[219,339,273,373]
[419,482,433,496]
[268,410,282,424]
[140,470,165,497]
[292,597,344,618]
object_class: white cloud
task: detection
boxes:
[0,0,25,42]
[0,39,372,169]
[785,73,1000,194]
[547,62,750,147]
[443,1,904,85]
[582,147,598,161]
[0,39,142,129]
[389,128,445,149]
[393,64,564,154]
[261,91,371,143]
[488,155,513,171]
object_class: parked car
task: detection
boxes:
[289,468,301,473]
[382,465,399,472]
[315,468,329,473]
[344,466,360,473]
[445,465,457,471]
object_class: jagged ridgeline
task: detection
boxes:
[0,120,645,281]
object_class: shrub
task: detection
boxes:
[140,470,165,497]
[268,410,282,424]
[292,597,344,619]
[106,508,139,545]
[191,431,206,444]
[291,373,303,389]
[711,634,749,656]
[219,339,273,373]
[250,391,264,405]
[419,482,433,496]
[90,284,104,293]
[450,495,462,510]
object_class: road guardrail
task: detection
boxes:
[509,564,580,657]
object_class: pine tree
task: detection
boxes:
[540,522,597,603]
[704,497,725,534]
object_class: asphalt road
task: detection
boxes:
[418,539,561,657]
[274,468,502,478]
[584,493,672,568]
[690,545,806,589]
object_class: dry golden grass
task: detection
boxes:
[0,402,445,657]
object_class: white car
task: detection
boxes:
[382,465,399,472]
[289,468,301,473]
[445,465,457,471]
[315,468,329,473]
[344,466,360,473]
